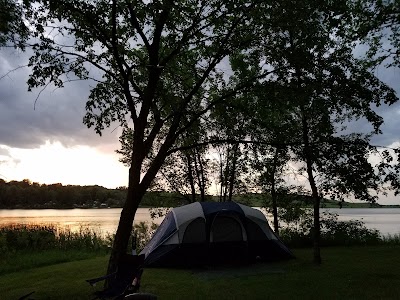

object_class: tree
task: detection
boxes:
[351,0,400,67]
[223,0,399,264]
[212,143,250,202]
[350,0,400,197]
[116,126,212,203]
[210,78,257,202]
[263,1,397,264]
[24,0,268,275]
[0,0,29,49]
[23,0,399,271]
[254,146,292,236]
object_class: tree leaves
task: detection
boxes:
[0,0,29,49]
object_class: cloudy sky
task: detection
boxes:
[0,47,128,188]
[0,45,399,204]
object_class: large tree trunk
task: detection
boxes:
[312,191,321,264]
[270,148,280,236]
[105,168,145,284]
[301,110,321,265]
[291,27,322,263]
[305,154,321,264]
[271,193,279,236]
[186,153,197,203]
[222,147,232,202]
[219,151,224,202]
[105,115,179,283]
[228,144,239,202]
[195,149,206,202]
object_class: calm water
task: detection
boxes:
[0,208,164,235]
[0,208,399,236]
[321,208,400,236]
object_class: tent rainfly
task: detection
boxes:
[140,201,294,267]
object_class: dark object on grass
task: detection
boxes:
[86,254,145,300]
[18,291,35,300]
[141,201,294,267]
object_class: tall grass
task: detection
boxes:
[0,224,112,275]
[0,224,112,254]
[380,233,400,245]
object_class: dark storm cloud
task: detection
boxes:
[350,42,400,147]
[368,101,399,147]
[0,42,399,152]
[371,66,400,147]
[0,48,122,150]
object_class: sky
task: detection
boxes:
[0,47,128,188]
[0,45,399,204]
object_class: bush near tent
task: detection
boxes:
[140,202,294,267]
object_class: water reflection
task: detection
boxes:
[0,208,164,235]
[0,207,399,236]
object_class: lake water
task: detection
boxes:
[321,208,400,236]
[0,208,164,235]
[0,208,399,236]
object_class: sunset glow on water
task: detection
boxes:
[1,208,399,236]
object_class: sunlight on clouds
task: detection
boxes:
[0,141,128,188]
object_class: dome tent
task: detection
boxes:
[140,202,294,267]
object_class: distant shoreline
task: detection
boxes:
[2,180,399,209]
[1,204,400,210]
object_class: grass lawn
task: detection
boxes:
[1,246,400,299]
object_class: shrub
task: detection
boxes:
[320,212,381,246]
[133,221,159,252]
[278,209,382,248]
[278,206,314,248]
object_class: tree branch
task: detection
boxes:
[126,1,151,52]
[174,67,283,137]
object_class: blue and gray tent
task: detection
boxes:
[140,202,294,267]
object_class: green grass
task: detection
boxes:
[0,249,109,276]
[1,246,400,299]
[0,256,109,299]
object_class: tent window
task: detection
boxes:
[211,215,243,242]
[182,217,206,244]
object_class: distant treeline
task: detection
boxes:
[0,179,277,209]
[0,179,387,209]
[0,179,187,209]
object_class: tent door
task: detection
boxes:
[210,213,247,242]
[209,213,248,264]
